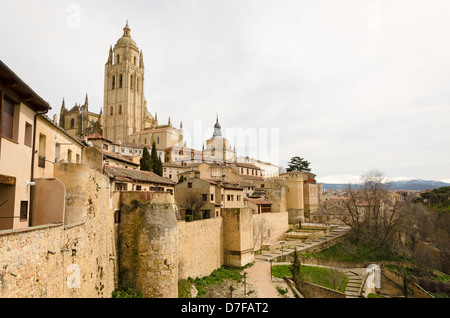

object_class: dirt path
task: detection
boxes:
[244,261,294,298]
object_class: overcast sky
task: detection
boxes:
[2,0,450,181]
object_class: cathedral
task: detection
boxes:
[59,21,179,147]
[58,22,236,164]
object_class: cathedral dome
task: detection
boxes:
[115,21,137,48]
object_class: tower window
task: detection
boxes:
[70,118,75,129]
[116,54,120,64]
[110,106,114,116]
[134,56,137,66]
[130,75,133,90]
[119,74,123,88]
[119,105,122,115]
[112,75,116,90]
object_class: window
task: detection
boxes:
[116,54,120,64]
[115,182,128,191]
[70,118,75,129]
[110,106,114,116]
[136,185,142,191]
[134,56,137,66]
[119,74,123,88]
[20,201,28,221]
[24,122,32,146]
[55,143,61,162]
[2,97,14,140]
[103,144,108,151]
[188,182,192,188]
[130,75,133,90]
[210,194,214,201]
[119,105,122,115]
[112,75,116,90]
[202,194,208,201]
[68,149,72,163]
[38,133,46,168]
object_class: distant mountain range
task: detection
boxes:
[316,174,450,191]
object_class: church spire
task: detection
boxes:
[139,49,144,69]
[123,20,131,37]
[107,45,113,65]
[85,93,89,106]
[213,114,222,137]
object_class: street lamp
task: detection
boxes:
[269,259,273,281]
[243,272,248,297]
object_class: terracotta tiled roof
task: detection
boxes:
[86,133,113,143]
[99,148,138,165]
[104,165,175,185]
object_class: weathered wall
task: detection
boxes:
[0,163,117,298]
[222,208,254,268]
[31,178,65,226]
[177,218,224,280]
[117,191,178,298]
[252,212,289,251]
[296,281,346,298]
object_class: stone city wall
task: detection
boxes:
[0,163,117,298]
[253,212,289,251]
[117,191,178,298]
[177,218,224,280]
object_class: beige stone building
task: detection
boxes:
[203,116,236,164]
[59,94,102,139]
[0,60,52,230]
[103,22,157,143]
[174,177,246,220]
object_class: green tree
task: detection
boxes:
[178,175,187,184]
[140,147,152,172]
[286,156,311,173]
[150,142,163,176]
[289,247,303,285]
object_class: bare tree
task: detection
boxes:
[253,216,272,254]
[176,189,205,221]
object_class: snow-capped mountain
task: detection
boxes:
[317,174,450,191]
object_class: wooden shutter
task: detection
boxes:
[2,98,14,139]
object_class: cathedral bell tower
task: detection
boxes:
[103,21,155,143]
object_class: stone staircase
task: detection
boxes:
[343,270,363,298]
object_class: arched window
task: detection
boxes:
[130,75,133,90]
[110,106,114,116]
[112,75,116,90]
[119,105,122,115]
[70,118,75,129]
[116,54,120,64]
[119,74,123,88]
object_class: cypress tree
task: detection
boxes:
[150,142,163,176]
[140,147,152,171]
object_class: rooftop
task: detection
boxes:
[104,165,175,186]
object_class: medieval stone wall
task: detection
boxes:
[0,164,117,298]
[177,218,224,280]
[117,191,178,298]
